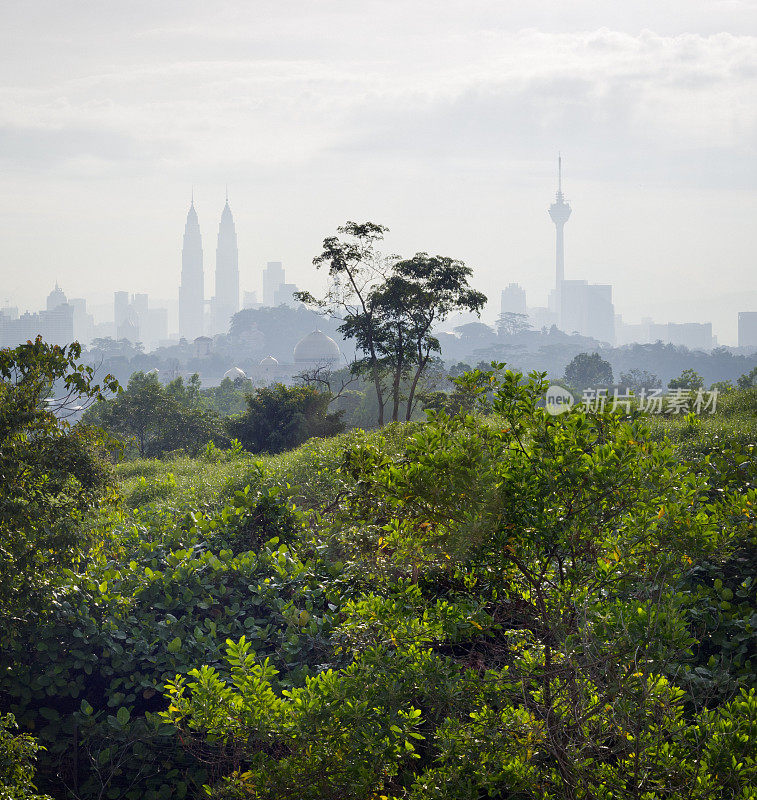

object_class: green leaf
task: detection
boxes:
[116,706,130,726]
[167,636,182,653]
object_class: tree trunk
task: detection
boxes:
[405,353,430,421]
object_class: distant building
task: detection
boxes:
[548,155,571,326]
[274,282,299,308]
[528,306,558,331]
[142,308,168,350]
[738,312,757,349]
[648,322,713,351]
[69,297,94,344]
[179,199,204,340]
[262,262,285,307]
[560,280,615,344]
[242,290,260,309]
[114,291,130,328]
[211,196,239,335]
[293,330,341,366]
[501,283,527,316]
[544,156,615,343]
[0,283,74,347]
[113,291,168,350]
[194,336,213,358]
[132,293,148,318]
[223,366,246,381]
[47,283,67,311]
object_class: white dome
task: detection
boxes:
[223,367,246,380]
[260,355,279,366]
[293,330,341,363]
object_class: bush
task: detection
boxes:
[0,714,51,799]
[229,384,345,454]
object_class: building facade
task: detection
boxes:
[179,200,204,340]
[211,198,239,335]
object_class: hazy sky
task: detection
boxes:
[1,1,756,342]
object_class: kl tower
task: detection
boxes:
[548,154,571,327]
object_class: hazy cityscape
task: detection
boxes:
[3,4,757,800]
[1,155,755,389]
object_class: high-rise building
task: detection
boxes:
[647,322,713,351]
[212,194,239,335]
[560,280,615,344]
[47,283,67,312]
[501,283,527,315]
[69,297,94,345]
[262,261,285,307]
[114,291,129,328]
[548,155,571,325]
[1,284,74,347]
[179,199,204,340]
[738,312,757,349]
[274,282,299,308]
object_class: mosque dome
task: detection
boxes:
[223,367,246,380]
[293,330,341,364]
[260,355,279,366]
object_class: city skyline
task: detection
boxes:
[1,2,755,343]
[1,168,754,351]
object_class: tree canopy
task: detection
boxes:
[298,222,486,425]
[564,351,614,388]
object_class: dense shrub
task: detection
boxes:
[229,384,345,454]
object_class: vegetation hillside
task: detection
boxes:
[1,346,755,799]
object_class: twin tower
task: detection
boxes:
[179,196,239,341]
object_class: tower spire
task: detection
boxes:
[191,185,194,207]
[225,184,229,204]
[548,153,571,327]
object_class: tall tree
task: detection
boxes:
[496,311,531,336]
[296,222,391,426]
[298,224,486,425]
[372,254,486,421]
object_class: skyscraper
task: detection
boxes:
[548,154,571,326]
[179,198,204,341]
[211,194,239,335]
[262,262,285,307]
[501,283,527,316]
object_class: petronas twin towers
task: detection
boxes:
[179,196,239,340]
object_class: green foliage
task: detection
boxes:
[3,356,755,799]
[0,495,348,798]
[563,351,614,388]
[0,714,51,800]
[229,383,345,454]
[157,365,756,798]
[669,367,705,390]
[738,365,757,389]
[83,371,227,458]
[298,221,486,425]
[0,338,118,620]
[618,367,661,392]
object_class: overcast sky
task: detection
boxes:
[1,1,755,343]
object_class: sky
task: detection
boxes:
[0,1,755,343]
